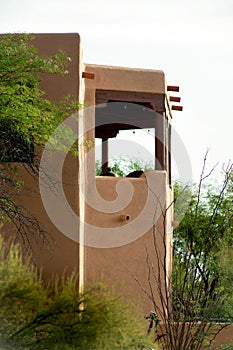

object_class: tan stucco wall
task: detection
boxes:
[32,33,82,277]
[212,325,233,348]
[84,172,173,315]
[32,33,82,101]
[84,63,166,94]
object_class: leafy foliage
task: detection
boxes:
[0,33,77,150]
[134,154,233,350]
[0,237,154,350]
[173,166,233,323]
[96,157,153,176]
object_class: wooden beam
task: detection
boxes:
[169,96,181,102]
[167,85,179,92]
[172,105,183,111]
[82,71,95,79]
[95,89,165,112]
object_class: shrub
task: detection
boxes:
[0,237,154,349]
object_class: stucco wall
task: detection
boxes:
[84,172,173,315]
[84,63,166,94]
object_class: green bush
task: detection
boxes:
[96,157,153,177]
[0,237,154,349]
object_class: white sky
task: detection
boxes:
[1,0,233,182]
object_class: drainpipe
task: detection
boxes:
[78,110,85,297]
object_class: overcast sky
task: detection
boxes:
[1,0,233,181]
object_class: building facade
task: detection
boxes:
[2,33,182,316]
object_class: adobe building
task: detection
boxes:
[1,33,183,317]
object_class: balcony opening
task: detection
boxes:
[95,90,170,180]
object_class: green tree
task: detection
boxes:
[0,33,79,245]
[173,163,233,322]
[134,154,233,350]
[0,33,77,149]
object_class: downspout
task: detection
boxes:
[78,56,86,296]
